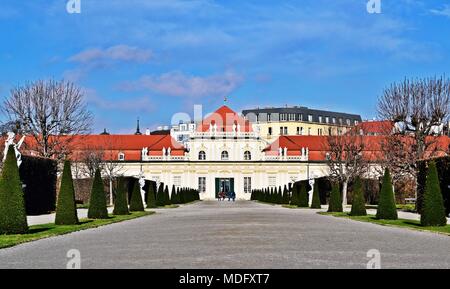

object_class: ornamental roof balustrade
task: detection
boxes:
[192,131,259,138]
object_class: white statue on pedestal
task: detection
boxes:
[139,176,146,208]
[3,132,25,167]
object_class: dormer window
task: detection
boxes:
[199,151,206,160]
[244,151,251,160]
[118,152,125,161]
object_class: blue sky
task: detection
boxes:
[1,0,450,133]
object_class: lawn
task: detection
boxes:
[319,212,450,236]
[0,211,153,249]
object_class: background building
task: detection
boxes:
[242,106,362,142]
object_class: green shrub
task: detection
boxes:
[421,161,446,226]
[0,145,28,234]
[282,185,290,204]
[55,160,79,224]
[113,178,129,215]
[129,181,144,211]
[298,182,309,207]
[87,169,108,219]
[156,183,165,206]
[350,177,366,216]
[146,183,157,208]
[328,182,342,212]
[170,185,178,204]
[164,185,171,205]
[376,168,398,220]
[311,180,321,209]
[290,184,299,206]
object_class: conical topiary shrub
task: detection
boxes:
[282,185,290,204]
[298,182,309,207]
[350,177,366,216]
[290,183,299,206]
[113,178,129,215]
[421,161,446,226]
[156,183,165,206]
[376,168,398,220]
[88,168,108,219]
[171,185,178,204]
[310,180,321,209]
[146,183,157,208]
[0,145,28,234]
[129,180,144,211]
[55,160,79,225]
[328,182,343,212]
[164,185,171,205]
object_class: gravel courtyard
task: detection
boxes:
[1,200,450,269]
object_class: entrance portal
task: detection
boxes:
[215,178,234,198]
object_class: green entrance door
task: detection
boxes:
[215,178,235,198]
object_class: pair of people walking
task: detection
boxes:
[218,191,236,202]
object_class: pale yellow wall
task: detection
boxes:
[253,121,352,141]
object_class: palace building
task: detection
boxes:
[14,104,450,201]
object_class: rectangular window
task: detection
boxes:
[284,127,288,135]
[198,177,206,193]
[280,113,287,121]
[268,176,276,188]
[280,127,284,135]
[332,117,336,124]
[326,116,330,123]
[289,114,295,121]
[346,119,351,126]
[267,113,271,122]
[244,177,252,194]
[268,127,272,135]
[173,176,181,187]
[319,116,323,123]
[308,114,313,122]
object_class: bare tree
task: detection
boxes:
[78,147,104,178]
[377,76,450,200]
[2,80,93,161]
[324,133,369,206]
[101,137,124,206]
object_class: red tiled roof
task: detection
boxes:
[264,135,450,161]
[197,105,253,132]
[354,120,393,135]
[12,134,185,161]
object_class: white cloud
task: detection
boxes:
[121,70,243,99]
[430,5,450,17]
[69,45,153,64]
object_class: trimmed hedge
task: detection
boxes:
[113,178,129,215]
[350,177,367,216]
[156,183,165,206]
[310,180,321,209]
[146,181,157,208]
[20,155,57,215]
[376,168,398,220]
[87,169,108,219]
[55,160,79,225]
[417,156,450,215]
[298,182,310,207]
[129,181,144,212]
[420,161,447,226]
[0,145,28,234]
[328,182,342,212]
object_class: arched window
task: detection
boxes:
[244,151,251,160]
[198,151,206,160]
[118,152,125,161]
[221,151,229,160]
